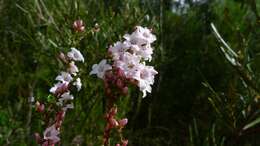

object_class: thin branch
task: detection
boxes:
[210,23,238,58]
[210,23,260,94]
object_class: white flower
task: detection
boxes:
[67,48,84,62]
[62,103,74,111]
[137,44,153,61]
[43,125,60,144]
[139,81,152,98]
[55,72,73,83]
[59,92,74,102]
[73,78,82,91]
[49,82,69,94]
[89,59,112,79]
[129,44,141,53]
[68,61,79,75]
[119,52,141,65]
[124,26,156,46]
[131,65,158,98]
[108,41,131,60]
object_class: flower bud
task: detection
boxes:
[103,138,108,146]
[116,79,124,89]
[73,20,85,32]
[34,132,42,144]
[110,107,117,116]
[55,83,69,95]
[109,118,119,128]
[122,86,128,96]
[116,68,124,77]
[122,139,128,146]
[56,111,66,121]
[93,23,100,32]
[35,101,45,113]
[118,118,128,127]
[58,52,68,63]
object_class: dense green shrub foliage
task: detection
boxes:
[0,0,259,145]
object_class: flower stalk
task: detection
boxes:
[90,26,158,146]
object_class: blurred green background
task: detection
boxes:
[0,0,260,145]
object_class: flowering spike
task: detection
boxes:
[36,46,84,145]
[90,26,157,145]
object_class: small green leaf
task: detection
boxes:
[47,94,55,103]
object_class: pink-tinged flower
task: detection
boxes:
[43,125,60,144]
[120,52,141,66]
[89,59,112,79]
[49,82,69,95]
[68,61,79,75]
[124,26,156,45]
[113,53,141,77]
[73,20,85,32]
[67,48,84,62]
[129,64,157,98]
[108,41,131,60]
[129,44,141,54]
[137,44,153,61]
[73,78,82,91]
[118,118,128,127]
[116,144,121,146]
[55,71,73,83]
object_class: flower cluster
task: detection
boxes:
[35,48,84,146]
[90,26,158,98]
[49,48,84,109]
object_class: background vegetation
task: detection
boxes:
[0,0,259,145]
